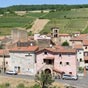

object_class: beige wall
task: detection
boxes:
[59,36,72,46]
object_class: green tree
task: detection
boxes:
[16,83,25,88]
[35,71,54,88]
[62,41,69,46]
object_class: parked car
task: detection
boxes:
[62,74,78,80]
[5,70,17,75]
[86,66,88,70]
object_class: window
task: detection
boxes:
[69,72,72,74]
[85,46,87,49]
[80,58,82,62]
[6,61,8,64]
[59,54,61,57]
[55,30,57,33]
[66,62,69,65]
[14,66,17,69]
[60,61,62,65]
[68,54,70,56]
[44,52,47,55]
[54,34,58,37]
[79,52,81,54]
[25,53,32,56]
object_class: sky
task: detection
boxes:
[1,0,88,7]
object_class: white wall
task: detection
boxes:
[77,49,85,67]
[9,52,36,75]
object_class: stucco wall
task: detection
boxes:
[36,50,77,76]
[9,52,36,75]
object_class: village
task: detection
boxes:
[0,27,88,80]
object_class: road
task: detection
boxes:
[0,73,88,88]
[0,73,34,80]
[56,75,88,88]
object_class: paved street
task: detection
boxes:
[56,73,88,88]
[0,73,88,88]
[0,73,34,80]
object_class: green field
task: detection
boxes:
[1,8,88,35]
[40,19,87,34]
[41,9,88,34]
[25,12,47,18]
[0,15,36,35]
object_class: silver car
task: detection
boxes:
[5,70,17,75]
[62,74,78,80]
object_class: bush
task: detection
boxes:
[0,83,10,88]
[78,67,84,73]
[16,83,25,88]
[30,84,41,88]
[5,83,10,88]
[62,41,69,46]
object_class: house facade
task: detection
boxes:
[36,47,77,77]
[9,46,38,75]
[0,49,10,72]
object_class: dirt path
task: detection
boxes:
[27,19,49,33]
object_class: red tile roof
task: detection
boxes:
[74,44,83,49]
[70,34,88,41]
[0,49,4,55]
[0,49,9,56]
[59,34,71,37]
[0,36,5,40]
[55,45,64,49]
[83,40,88,46]
[36,47,76,53]
[84,56,88,61]
[9,46,39,52]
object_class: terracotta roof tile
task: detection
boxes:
[59,34,71,37]
[74,44,83,49]
[36,47,76,53]
[70,34,88,41]
[83,40,88,46]
[0,49,4,55]
[0,49,9,55]
[10,46,39,52]
[0,36,5,40]
[84,56,88,61]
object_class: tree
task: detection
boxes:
[35,71,54,88]
[62,41,69,46]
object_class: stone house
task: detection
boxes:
[9,46,38,75]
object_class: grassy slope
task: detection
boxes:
[41,9,88,34]
[0,15,35,35]
[0,12,48,35]
[1,8,88,35]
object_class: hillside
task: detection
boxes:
[41,9,88,34]
[1,7,88,35]
[27,19,49,34]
